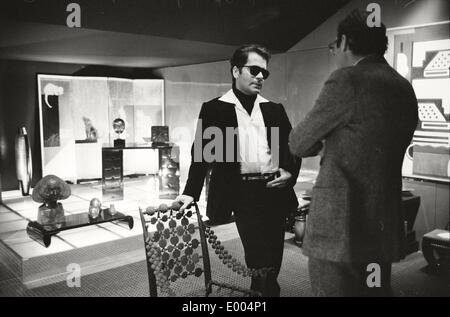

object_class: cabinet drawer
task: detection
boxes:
[103,167,122,178]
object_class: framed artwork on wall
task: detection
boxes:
[387,22,450,183]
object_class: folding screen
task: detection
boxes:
[37,75,164,183]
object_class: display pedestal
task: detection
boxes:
[75,142,102,182]
[114,139,125,148]
[101,144,179,201]
[0,194,143,290]
[102,148,124,201]
[1,179,188,290]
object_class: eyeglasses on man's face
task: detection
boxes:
[328,39,338,54]
[242,65,270,80]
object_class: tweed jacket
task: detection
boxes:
[184,90,301,224]
[289,55,418,263]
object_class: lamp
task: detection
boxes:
[15,127,32,196]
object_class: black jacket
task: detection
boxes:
[183,91,301,223]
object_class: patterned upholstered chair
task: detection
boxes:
[139,202,263,297]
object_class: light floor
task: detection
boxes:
[5,171,445,297]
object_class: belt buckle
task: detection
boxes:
[242,172,277,182]
[264,173,275,182]
[246,175,261,181]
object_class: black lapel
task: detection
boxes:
[217,100,238,128]
[216,99,239,164]
[260,102,277,150]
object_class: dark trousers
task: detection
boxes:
[233,180,286,297]
[308,257,393,297]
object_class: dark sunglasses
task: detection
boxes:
[242,65,270,80]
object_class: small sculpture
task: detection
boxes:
[43,83,64,109]
[109,204,117,216]
[32,175,71,226]
[113,118,125,147]
[82,116,98,141]
[89,198,102,219]
[32,175,71,206]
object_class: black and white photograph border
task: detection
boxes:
[0,0,449,302]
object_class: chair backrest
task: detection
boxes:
[139,202,261,297]
[139,202,212,296]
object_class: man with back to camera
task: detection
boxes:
[289,10,418,296]
[173,44,301,296]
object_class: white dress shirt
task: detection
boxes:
[219,89,277,174]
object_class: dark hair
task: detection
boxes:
[230,44,271,83]
[337,10,388,56]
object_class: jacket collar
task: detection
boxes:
[219,89,269,105]
[355,54,388,66]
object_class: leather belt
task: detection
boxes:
[240,172,279,182]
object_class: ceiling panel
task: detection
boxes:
[0,0,350,68]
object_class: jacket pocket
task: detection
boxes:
[308,187,350,240]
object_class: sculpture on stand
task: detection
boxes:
[27,176,133,247]
[82,116,98,143]
[15,127,33,196]
[32,175,71,229]
[113,118,125,148]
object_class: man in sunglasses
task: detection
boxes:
[289,10,418,296]
[174,44,300,296]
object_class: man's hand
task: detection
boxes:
[173,195,194,212]
[266,168,292,188]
